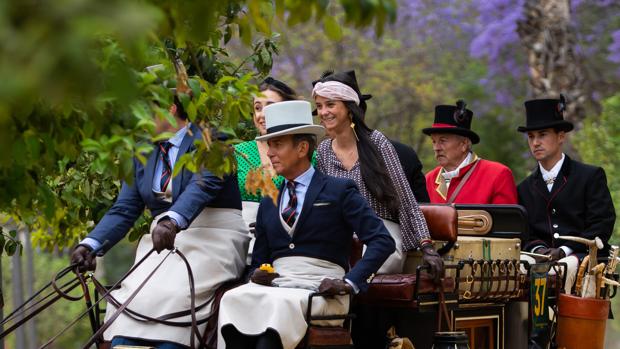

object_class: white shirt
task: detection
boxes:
[534,153,572,256]
[280,165,360,293]
[441,152,473,188]
[280,166,315,219]
[539,153,565,192]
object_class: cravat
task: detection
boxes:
[281,181,297,227]
[159,141,173,192]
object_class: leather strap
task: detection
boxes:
[81,248,174,349]
[436,279,453,332]
[447,159,479,204]
[87,248,209,348]
[0,277,82,341]
[40,248,157,348]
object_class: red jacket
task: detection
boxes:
[425,159,518,204]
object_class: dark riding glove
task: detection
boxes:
[70,244,97,273]
[250,269,280,286]
[152,218,180,253]
[422,244,444,284]
[547,247,566,262]
[318,278,353,296]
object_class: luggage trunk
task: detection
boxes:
[405,237,523,301]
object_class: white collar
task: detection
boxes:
[539,153,565,181]
[442,152,472,180]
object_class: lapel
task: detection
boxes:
[276,180,286,213]
[172,123,198,200]
[293,170,327,231]
[142,145,159,203]
[276,181,292,234]
[548,155,572,199]
[434,154,479,202]
[530,166,551,201]
[433,170,447,201]
[530,155,572,203]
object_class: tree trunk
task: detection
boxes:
[11,238,26,349]
[517,0,589,128]
[23,230,37,348]
[1,255,4,349]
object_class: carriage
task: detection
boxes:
[1,203,617,349]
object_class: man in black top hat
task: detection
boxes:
[517,95,615,293]
[422,100,518,204]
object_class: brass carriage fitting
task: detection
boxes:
[457,210,492,235]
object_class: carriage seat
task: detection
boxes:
[357,204,459,308]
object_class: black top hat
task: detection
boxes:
[422,100,480,144]
[312,70,372,113]
[517,95,574,132]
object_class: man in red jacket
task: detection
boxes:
[423,100,517,204]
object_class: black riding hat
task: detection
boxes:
[517,94,574,133]
[422,100,480,144]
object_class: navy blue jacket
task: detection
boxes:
[88,124,241,251]
[251,169,395,293]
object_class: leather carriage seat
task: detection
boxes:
[357,204,458,308]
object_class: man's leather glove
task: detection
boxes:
[533,246,565,262]
[152,218,180,253]
[318,278,353,296]
[421,244,444,284]
[546,247,566,262]
[70,244,97,273]
[250,269,280,286]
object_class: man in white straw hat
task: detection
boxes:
[217,100,395,349]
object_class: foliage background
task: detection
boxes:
[1,0,620,347]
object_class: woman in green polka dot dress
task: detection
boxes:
[235,77,299,226]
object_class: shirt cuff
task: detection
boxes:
[559,246,573,257]
[344,278,360,294]
[531,245,546,253]
[161,211,188,230]
[80,238,103,255]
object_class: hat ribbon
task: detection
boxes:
[432,123,457,128]
[266,123,308,134]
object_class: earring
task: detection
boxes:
[350,122,359,142]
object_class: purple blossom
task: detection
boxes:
[608,30,620,63]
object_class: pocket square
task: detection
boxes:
[313,202,332,207]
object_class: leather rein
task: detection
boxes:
[0,245,214,349]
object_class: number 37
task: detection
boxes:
[533,278,547,317]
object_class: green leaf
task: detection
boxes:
[189,79,201,99]
[224,25,232,44]
[173,154,191,177]
[0,234,5,256]
[5,240,16,256]
[323,15,342,41]
[187,102,197,120]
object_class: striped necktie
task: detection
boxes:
[282,181,298,227]
[159,141,173,192]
